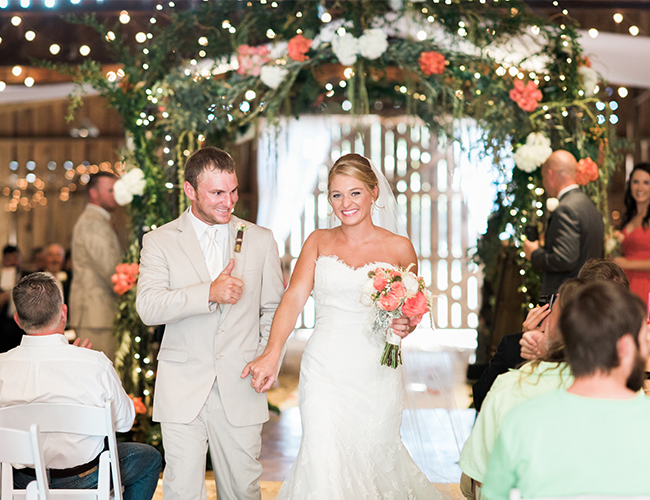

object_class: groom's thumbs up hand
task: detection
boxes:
[209,258,244,305]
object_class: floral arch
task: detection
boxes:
[63,0,619,439]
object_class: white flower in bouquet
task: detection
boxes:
[546,197,559,212]
[260,65,289,89]
[579,65,599,97]
[313,19,353,47]
[358,29,388,60]
[513,132,552,173]
[401,273,420,298]
[332,33,359,66]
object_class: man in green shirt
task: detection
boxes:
[483,281,650,499]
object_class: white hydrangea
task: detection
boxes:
[313,19,353,47]
[513,132,553,173]
[358,29,388,60]
[113,168,146,206]
[332,33,359,66]
[579,65,599,97]
[268,41,288,60]
[260,65,289,89]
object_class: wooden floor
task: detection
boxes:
[152,330,473,499]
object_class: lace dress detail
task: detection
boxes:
[277,255,445,499]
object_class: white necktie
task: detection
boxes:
[204,226,223,281]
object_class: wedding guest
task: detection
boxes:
[519,259,628,360]
[41,243,71,305]
[472,259,628,409]
[69,172,121,361]
[612,162,650,305]
[459,279,582,498]
[0,245,25,353]
[482,281,650,499]
[523,150,604,295]
[1,272,162,499]
[136,147,284,500]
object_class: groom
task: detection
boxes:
[136,147,284,500]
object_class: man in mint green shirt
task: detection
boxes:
[483,281,650,499]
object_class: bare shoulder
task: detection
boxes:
[375,228,416,268]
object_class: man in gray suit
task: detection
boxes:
[69,172,121,361]
[523,150,604,296]
[136,147,284,500]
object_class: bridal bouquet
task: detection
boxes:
[361,265,433,368]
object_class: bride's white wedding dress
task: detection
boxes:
[277,255,445,499]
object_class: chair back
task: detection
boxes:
[0,402,123,500]
[0,424,50,500]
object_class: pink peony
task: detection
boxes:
[419,51,446,75]
[390,281,406,299]
[509,80,543,112]
[379,293,400,312]
[287,34,312,62]
[111,263,139,295]
[576,157,599,186]
[373,272,389,292]
[237,44,270,77]
[402,291,429,318]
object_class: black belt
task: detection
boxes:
[20,438,108,479]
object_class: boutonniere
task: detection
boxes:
[234,224,247,253]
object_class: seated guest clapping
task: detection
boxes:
[0,272,162,500]
[459,278,581,496]
[482,281,650,499]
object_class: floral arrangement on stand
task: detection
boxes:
[53,0,622,437]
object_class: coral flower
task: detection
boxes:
[287,34,312,62]
[509,80,543,112]
[576,157,599,185]
[419,51,446,75]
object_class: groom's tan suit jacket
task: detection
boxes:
[136,209,284,426]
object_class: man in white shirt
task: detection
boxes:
[69,172,122,360]
[1,272,161,500]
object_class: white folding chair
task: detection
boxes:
[0,424,50,500]
[0,401,123,500]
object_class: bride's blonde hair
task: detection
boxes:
[328,154,379,201]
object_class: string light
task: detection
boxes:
[613,13,623,23]
[629,26,639,36]
[49,44,60,55]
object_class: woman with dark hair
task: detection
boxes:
[613,162,650,304]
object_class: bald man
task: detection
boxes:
[523,150,604,296]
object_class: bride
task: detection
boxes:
[242,153,446,499]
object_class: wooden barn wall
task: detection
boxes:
[0,95,127,263]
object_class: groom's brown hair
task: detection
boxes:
[185,147,236,189]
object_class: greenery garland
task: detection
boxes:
[54,0,620,437]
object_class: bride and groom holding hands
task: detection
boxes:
[136,147,446,499]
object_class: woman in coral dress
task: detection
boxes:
[613,163,650,305]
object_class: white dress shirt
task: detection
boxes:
[188,208,230,270]
[557,184,579,199]
[0,334,135,469]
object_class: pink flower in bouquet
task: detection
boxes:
[419,51,446,75]
[390,281,406,299]
[111,263,139,295]
[237,44,270,77]
[402,291,428,318]
[576,157,599,186]
[379,292,400,312]
[509,80,542,112]
[373,272,389,292]
[287,34,312,62]
[128,395,147,415]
